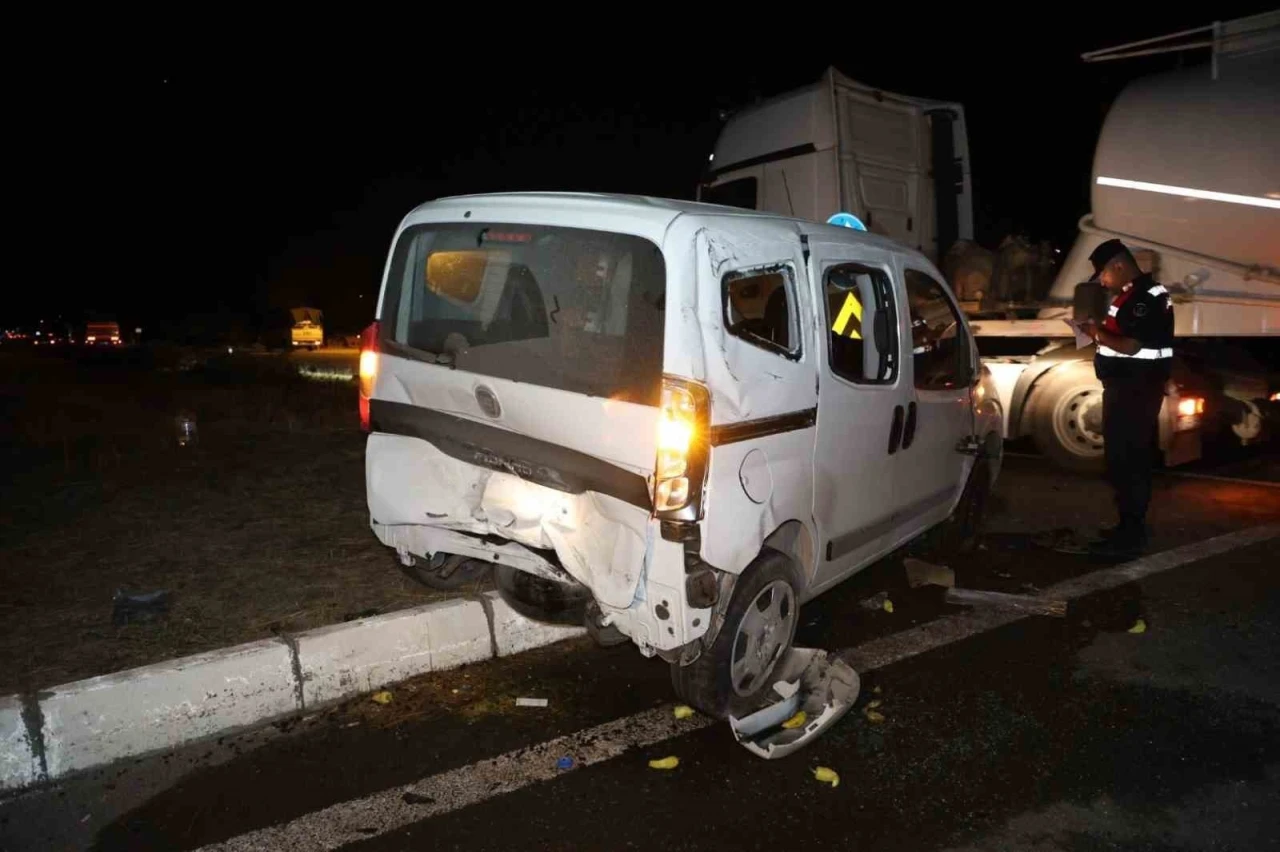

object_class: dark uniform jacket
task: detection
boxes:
[1094,273,1175,383]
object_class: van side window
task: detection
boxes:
[823,263,898,384]
[904,268,973,390]
[723,265,800,359]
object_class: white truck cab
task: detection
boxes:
[361,192,1002,717]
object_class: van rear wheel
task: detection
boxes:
[669,549,799,719]
[402,553,492,591]
[493,564,591,626]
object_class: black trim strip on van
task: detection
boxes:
[825,486,956,561]
[706,143,819,180]
[368,400,653,511]
[709,408,817,446]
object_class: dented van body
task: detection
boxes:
[362,192,1002,716]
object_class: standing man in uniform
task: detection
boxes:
[1077,239,1175,560]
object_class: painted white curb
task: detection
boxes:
[0,591,587,793]
[484,590,586,656]
[296,598,492,707]
[0,696,39,791]
[39,638,298,779]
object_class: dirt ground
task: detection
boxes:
[0,348,475,696]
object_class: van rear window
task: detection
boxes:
[380,223,666,406]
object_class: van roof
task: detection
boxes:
[415,191,765,220]
[404,191,909,256]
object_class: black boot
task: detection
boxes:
[1087,520,1147,562]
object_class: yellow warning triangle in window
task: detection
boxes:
[832,292,863,339]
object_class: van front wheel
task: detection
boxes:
[669,550,799,719]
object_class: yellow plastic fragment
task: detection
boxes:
[865,699,882,710]
[812,766,840,787]
[1128,618,1147,634]
[864,708,886,724]
[782,710,808,730]
[371,690,393,705]
[873,686,882,695]
[648,756,680,770]
[673,705,695,720]
[883,599,894,613]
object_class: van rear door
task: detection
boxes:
[367,221,669,606]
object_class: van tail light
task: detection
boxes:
[358,321,380,432]
[654,376,710,519]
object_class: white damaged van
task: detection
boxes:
[360,192,1003,717]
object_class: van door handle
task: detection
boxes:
[888,405,905,455]
[901,402,918,450]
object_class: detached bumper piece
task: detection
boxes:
[727,648,860,760]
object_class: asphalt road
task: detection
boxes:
[2,455,1278,852]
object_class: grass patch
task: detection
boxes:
[0,347,469,695]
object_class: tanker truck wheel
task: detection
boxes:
[1029,363,1107,475]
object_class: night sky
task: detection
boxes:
[15,7,1273,337]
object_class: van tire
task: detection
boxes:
[493,564,591,626]
[403,553,492,591]
[669,549,800,720]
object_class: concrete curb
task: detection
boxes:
[0,590,585,793]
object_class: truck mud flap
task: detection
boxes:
[727,648,860,760]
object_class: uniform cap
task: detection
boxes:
[1087,238,1135,282]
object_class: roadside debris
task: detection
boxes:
[402,792,435,805]
[883,598,895,614]
[1128,618,1148,634]
[863,698,886,724]
[342,607,382,622]
[812,766,840,787]
[111,589,172,626]
[648,756,679,770]
[371,690,393,705]
[1034,527,1094,554]
[782,711,807,729]
[944,587,1068,618]
[904,558,956,589]
[859,591,890,611]
[556,756,575,770]
[515,697,549,708]
[729,648,860,760]
[673,705,695,720]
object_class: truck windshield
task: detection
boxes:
[381,223,666,406]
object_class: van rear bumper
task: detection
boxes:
[370,519,708,655]
[366,433,712,654]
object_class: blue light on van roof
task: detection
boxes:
[827,212,867,231]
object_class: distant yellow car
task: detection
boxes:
[291,319,323,350]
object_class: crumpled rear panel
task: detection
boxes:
[366,433,650,609]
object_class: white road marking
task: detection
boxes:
[196,705,715,852]
[845,524,1278,671]
[195,524,1279,852]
